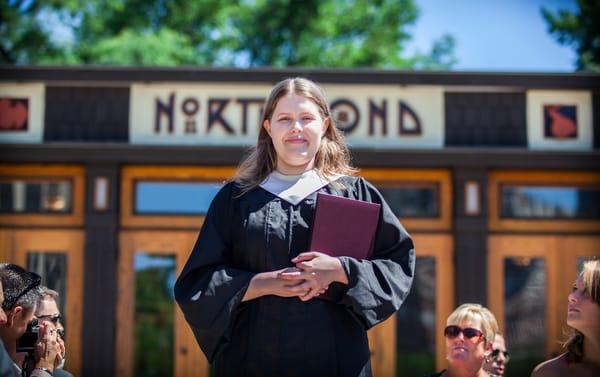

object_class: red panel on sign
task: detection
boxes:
[543,104,577,139]
[0,98,29,131]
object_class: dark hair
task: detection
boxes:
[564,259,599,363]
[0,263,42,313]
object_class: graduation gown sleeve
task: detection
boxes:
[174,182,255,362]
[335,177,416,329]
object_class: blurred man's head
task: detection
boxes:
[484,333,509,376]
[35,287,64,335]
[0,280,7,326]
[36,286,67,369]
[0,263,41,342]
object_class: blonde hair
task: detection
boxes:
[565,259,600,363]
[232,77,357,194]
[447,303,498,345]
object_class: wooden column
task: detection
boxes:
[82,163,120,377]
[453,167,488,306]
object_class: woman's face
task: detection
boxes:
[445,318,489,369]
[567,275,600,332]
[263,94,328,175]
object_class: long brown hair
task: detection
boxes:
[232,77,357,194]
[564,259,600,363]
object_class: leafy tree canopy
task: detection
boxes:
[1,0,456,69]
[542,0,600,71]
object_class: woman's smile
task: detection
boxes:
[264,94,328,175]
[284,135,307,144]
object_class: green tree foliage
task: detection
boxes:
[1,0,456,69]
[542,0,600,71]
[0,0,66,63]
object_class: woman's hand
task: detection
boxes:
[242,267,313,302]
[34,322,63,371]
[278,252,349,301]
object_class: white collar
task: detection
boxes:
[260,169,341,205]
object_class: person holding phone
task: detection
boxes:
[175,77,415,376]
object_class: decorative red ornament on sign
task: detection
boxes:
[544,104,577,139]
[0,98,29,131]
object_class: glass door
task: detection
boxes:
[118,165,234,377]
[394,233,454,377]
[117,230,208,377]
[360,168,454,377]
[342,233,455,377]
[0,229,84,377]
[488,235,558,376]
[487,170,600,375]
[556,235,599,348]
[486,235,600,376]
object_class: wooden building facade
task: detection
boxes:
[0,67,599,377]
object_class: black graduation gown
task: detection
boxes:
[174,176,415,377]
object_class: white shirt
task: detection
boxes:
[259,169,342,205]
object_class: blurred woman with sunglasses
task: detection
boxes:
[425,303,498,377]
[34,287,72,377]
[483,333,509,376]
[532,259,600,377]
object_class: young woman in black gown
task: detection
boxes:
[175,77,415,377]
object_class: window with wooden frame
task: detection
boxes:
[360,169,452,231]
[0,165,85,226]
[304,233,454,377]
[489,170,600,232]
[358,169,453,376]
[117,230,208,377]
[121,166,237,228]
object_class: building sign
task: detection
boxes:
[527,90,592,150]
[130,84,444,148]
[0,83,44,144]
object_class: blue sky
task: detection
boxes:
[406,0,579,71]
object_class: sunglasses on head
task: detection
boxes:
[444,325,484,341]
[491,349,510,361]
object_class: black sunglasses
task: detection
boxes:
[36,313,62,325]
[444,325,484,341]
[36,314,65,338]
[491,349,510,361]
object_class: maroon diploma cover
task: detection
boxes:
[309,192,381,259]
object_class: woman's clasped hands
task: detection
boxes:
[278,252,349,301]
[243,252,349,302]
